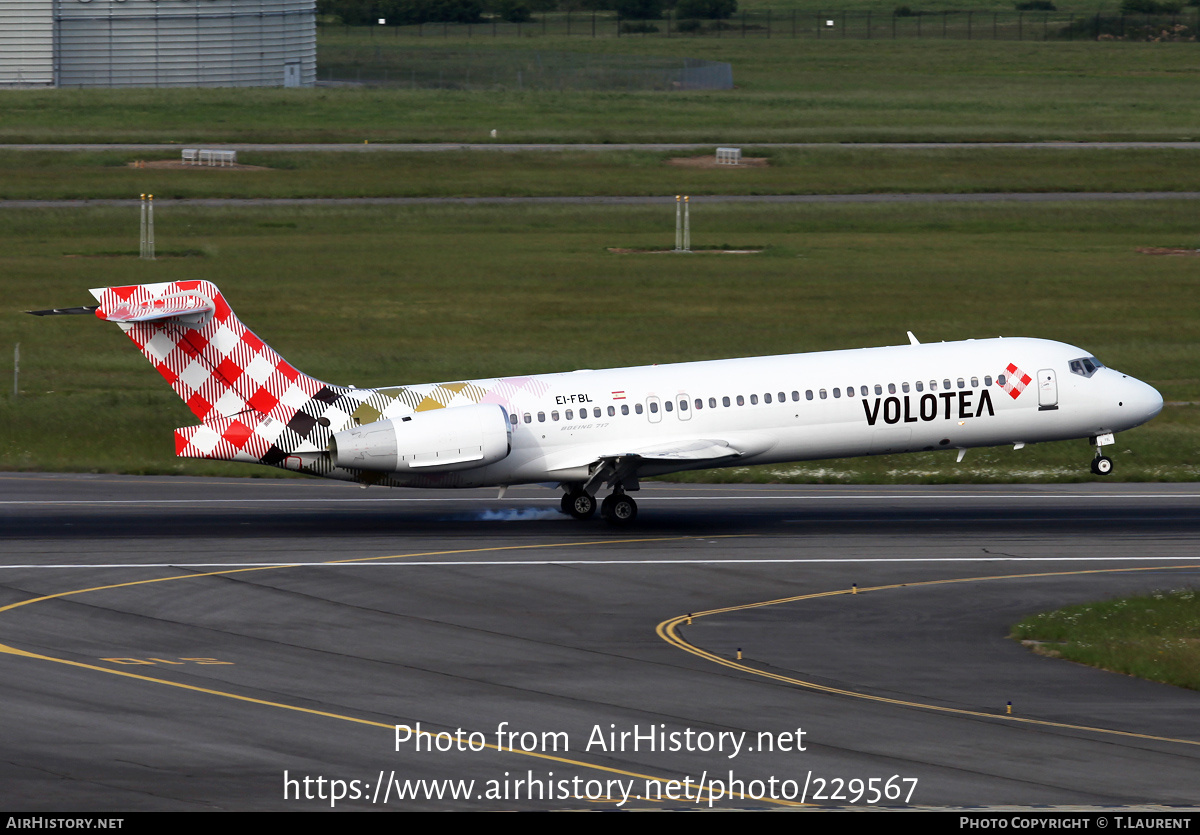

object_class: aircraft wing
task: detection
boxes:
[619,439,746,462]
[542,436,770,491]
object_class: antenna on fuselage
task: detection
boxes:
[907,331,920,346]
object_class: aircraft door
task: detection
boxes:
[677,394,691,420]
[646,396,662,423]
[1037,368,1058,410]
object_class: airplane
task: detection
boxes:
[30,280,1164,525]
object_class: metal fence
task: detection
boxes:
[321,49,732,89]
[319,10,1199,41]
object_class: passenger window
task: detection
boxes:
[943,379,951,390]
[552,410,560,421]
[971,377,979,388]
[621,405,629,415]
[695,398,703,410]
[764,393,773,404]
[665,401,673,412]
[750,394,759,405]
[930,380,937,391]
[566,409,574,420]
[723,396,731,407]
[806,390,814,401]
[537,412,545,422]
[902,382,910,393]
[957,378,965,389]
[635,403,643,414]
[607,406,615,417]
[524,413,532,424]
[888,383,896,394]
[833,388,841,398]
[510,413,518,426]
[874,384,882,395]
[984,376,992,387]
[737,395,745,406]
[916,381,924,392]
[792,391,800,401]
[997,375,1006,386]
[650,402,659,414]
[860,386,868,397]
[709,397,717,408]
[679,399,688,411]
[779,391,786,402]
[819,389,827,400]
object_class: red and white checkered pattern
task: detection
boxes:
[92,281,329,463]
[175,412,275,462]
[1001,363,1032,400]
[92,281,325,425]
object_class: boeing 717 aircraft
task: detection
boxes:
[31,281,1164,524]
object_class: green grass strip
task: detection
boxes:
[1013,589,1200,691]
[7,148,1200,200]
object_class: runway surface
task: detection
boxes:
[3,473,1200,810]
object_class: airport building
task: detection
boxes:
[0,0,315,87]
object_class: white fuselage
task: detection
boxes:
[318,336,1162,489]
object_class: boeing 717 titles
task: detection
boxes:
[30,281,1164,524]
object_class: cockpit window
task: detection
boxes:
[1069,357,1104,378]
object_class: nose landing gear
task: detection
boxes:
[1089,433,1115,476]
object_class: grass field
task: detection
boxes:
[2,38,1200,143]
[8,147,1200,200]
[3,200,1197,480]
[1012,588,1200,691]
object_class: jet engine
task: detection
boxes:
[329,404,511,473]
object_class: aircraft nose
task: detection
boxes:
[1122,375,1163,425]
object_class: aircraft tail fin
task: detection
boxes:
[89,281,342,465]
[90,281,328,423]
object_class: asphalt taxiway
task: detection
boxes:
[2,473,1199,810]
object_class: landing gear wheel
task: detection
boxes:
[565,491,596,520]
[605,495,638,526]
[1091,455,1114,476]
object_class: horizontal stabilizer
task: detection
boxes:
[26,306,99,316]
[92,287,215,326]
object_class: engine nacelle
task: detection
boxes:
[329,404,512,473]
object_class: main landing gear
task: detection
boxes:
[1089,432,1115,476]
[562,488,637,525]
[562,490,596,520]
[601,492,638,524]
